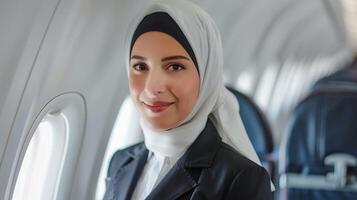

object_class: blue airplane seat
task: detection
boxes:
[279,85,357,200]
[313,57,357,88]
[226,87,275,176]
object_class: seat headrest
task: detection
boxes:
[281,86,357,173]
[226,87,274,159]
[313,59,357,88]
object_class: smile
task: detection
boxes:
[142,101,174,113]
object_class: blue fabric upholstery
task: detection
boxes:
[313,58,357,88]
[226,87,274,176]
[280,80,357,199]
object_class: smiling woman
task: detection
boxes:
[129,31,200,131]
[104,1,273,199]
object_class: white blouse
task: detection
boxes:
[131,151,180,200]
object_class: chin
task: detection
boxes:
[145,119,176,131]
[148,125,170,132]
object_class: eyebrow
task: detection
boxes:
[130,55,190,62]
[161,55,190,62]
[130,55,147,60]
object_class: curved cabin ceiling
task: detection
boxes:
[192,0,350,81]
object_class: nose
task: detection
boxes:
[144,69,167,97]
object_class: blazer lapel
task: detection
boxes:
[145,119,221,200]
[113,146,148,200]
[145,163,198,200]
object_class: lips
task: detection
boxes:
[142,101,174,113]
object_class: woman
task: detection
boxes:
[104,0,274,199]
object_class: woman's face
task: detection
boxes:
[129,31,200,131]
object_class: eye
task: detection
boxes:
[168,64,185,71]
[132,63,147,71]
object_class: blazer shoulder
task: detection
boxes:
[216,142,265,174]
[217,143,273,199]
[107,142,145,176]
[225,163,273,199]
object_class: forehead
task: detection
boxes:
[131,31,190,57]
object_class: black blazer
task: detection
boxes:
[104,120,273,200]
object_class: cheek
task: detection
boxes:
[129,75,144,101]
[172,73,200,112]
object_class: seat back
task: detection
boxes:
[279,85,357,200]
[313,58,357,88]
[226,87,274,176]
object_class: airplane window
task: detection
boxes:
[12,112,67,200]
[96,96,143,200]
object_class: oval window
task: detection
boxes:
[12,112,67,200]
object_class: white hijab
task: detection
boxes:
[125,0,273,189]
